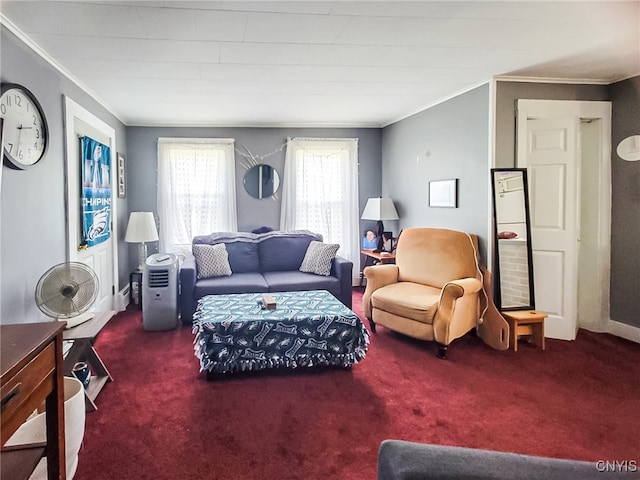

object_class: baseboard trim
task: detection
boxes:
[606,319,640,344]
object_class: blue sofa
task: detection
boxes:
[179,230,353,324]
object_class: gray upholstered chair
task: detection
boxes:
[377,440,635,480]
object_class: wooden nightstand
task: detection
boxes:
[1,322,67,480]
[502,310,548,351]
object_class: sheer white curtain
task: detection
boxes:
[157,138,237,254]
[280,138,359,280]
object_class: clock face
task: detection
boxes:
[0,84,49,169]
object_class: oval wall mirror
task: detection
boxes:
[491,168,535,311]
[243,164,280,199]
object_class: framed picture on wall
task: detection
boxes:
[429,178,458,208]
[117,152,126,198]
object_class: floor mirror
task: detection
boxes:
[490,168,535,311]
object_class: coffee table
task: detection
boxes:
[193,290,369,377]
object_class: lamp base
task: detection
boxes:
[137,243,148,270]
[376,220,385,251]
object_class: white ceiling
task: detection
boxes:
[1,1,638,127]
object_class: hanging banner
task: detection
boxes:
[81,136,111,247]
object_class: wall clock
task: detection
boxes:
[0,82,49,170]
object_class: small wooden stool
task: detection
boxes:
[502,310,547,351]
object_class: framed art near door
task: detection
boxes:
[117,152,126,198]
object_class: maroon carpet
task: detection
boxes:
[74,289,640,480]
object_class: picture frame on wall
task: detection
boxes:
[429,178,458,208]
[117,152,126,198]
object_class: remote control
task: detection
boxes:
[155,255,171,262]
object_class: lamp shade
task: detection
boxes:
[361,198,399,221]
[124,212,159,243]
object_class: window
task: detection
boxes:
[157,138,237,254]
[280,138,359,278]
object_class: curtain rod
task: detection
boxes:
[289,137,358,142]
[158,137,235,144]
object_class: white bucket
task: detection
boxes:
[6,376,86,480]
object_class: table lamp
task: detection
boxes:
[124,212,159,270]
[361,197,399,251]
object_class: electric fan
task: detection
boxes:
[35,261,99,329]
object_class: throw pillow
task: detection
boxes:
[193,244,232,279]
[299,241,339,276]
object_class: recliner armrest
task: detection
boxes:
[364,264,399,289]
[444,277,482,295]
[362,264,400,319]
[433,277,482,344]
[437,277,482,314]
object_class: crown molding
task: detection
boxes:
[495,75,614,86]
[127,120,382,128]
[610,72,640,84]
[0,15,126,126]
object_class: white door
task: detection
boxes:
[64,97,118,311]
[516,99,613,341]
[518,117,580,340]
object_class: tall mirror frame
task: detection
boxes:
[491,168,535,311]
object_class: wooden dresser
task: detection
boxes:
[1,321,67,480]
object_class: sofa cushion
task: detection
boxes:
[299,241,340,276]
[192,232,260,272]
[193,244,232,279]
[371,282,441,324]
[194,272,269,298]
[224,241,260,273]
[262,271,341,297]
[259,233,320,272]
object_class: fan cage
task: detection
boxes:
[35,262,99,319]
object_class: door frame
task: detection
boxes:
[63,96,119,310]
[516,99,611,339]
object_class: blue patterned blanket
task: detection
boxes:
[193,290,369,374]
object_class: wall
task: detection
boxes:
[609,76,640,327]
[381,84,491,262]
[0,26,129,324]
[494,81,609,167]
[126,126,382,272]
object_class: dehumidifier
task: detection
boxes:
[142,253,179,331]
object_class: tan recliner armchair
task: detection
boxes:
[363,228,482,359]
